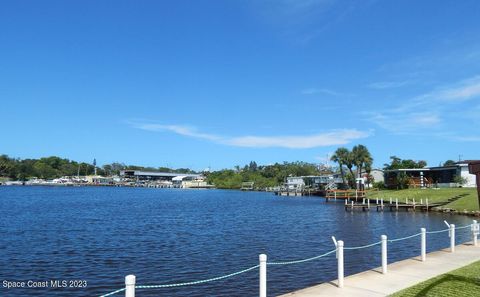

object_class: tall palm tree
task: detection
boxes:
[352,145,373,179]
[331,147,350,187]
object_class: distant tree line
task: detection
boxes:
[205,161,325,189]
[0,154,197,181]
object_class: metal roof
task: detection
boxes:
[121,170,200,178]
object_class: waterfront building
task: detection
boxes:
[120,170,201,182]
[384,161,478,188]
[285,174,344,190]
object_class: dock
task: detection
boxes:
[278,242,480,297]
[344,198,442,212]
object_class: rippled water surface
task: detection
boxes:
[0,187,474,296]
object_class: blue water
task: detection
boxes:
[0,187,474,297]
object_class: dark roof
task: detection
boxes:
[457,160,480,164]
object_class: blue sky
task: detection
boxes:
[1,0,480,170]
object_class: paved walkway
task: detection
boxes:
[278,243,480,297]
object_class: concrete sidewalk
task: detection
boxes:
[278,243,480,297]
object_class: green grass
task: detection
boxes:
[389,260,480,297]
[367,188,479,211]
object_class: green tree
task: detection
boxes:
[351,144,373,179]
[443,160,456,167]
[384,156,427,170]
[331,148,349,186]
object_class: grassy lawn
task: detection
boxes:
[366,188,479,211]
[390,260,480,297]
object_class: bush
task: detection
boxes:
[372,181,385,189]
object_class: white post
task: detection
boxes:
[473,220,478,246]
[381,235,387,274]
[450,224,455,253]
[421,228,426,262]
[362,198,365,204]
[351,200,354,211]
[367,199,370,209]
[259,254,267,297]
[390,197,392,204]
[337,240,344,288]
[334,191,337,200]
[395,198,398,210]
[376,197,378,204]
[125,275,136,297]
[381,198,384,209]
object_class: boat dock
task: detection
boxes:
[343,198,442,212]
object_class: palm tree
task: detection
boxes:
[352,144,373,179]
[331,147,350,187]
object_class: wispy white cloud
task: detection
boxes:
[132,123,221,141]
[436,76,480,102]
[367,80,412,89]
[365,75,480,136]
[130,121,371,149]
[451,135,480,142]
[249,0,360,44]
[224,129,371,148]
[301,88,350,96]
[367,112,441,134]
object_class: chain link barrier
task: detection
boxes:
[267,249,336,265]
[388,232,422,242]
[99,288,126,297]
[344,240,382,250]
[100,223,473,296]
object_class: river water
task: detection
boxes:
[0,187,474,296]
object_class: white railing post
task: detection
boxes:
[450,224,455,253]
[259,254,267,297]
[337,240,344,288]
[421,228,426,262]
[473,220,479,246]
[125,275,136,297]
[381,235,387,274]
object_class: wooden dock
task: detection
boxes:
[325,189,368,201]
[344,198,442,212]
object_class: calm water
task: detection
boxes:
[0,187,474,297]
